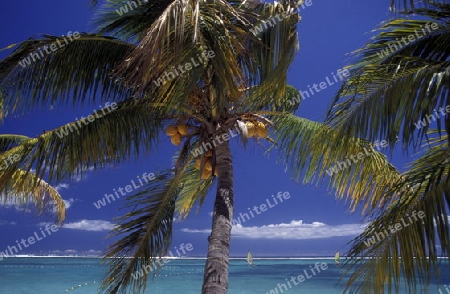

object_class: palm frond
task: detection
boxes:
[93,0,174,41]
[101,169,184,294]
[0,98,165,186]
[1,168,66,224]
[241,2,300,109]
[241,85,302,114]
[271,113,403,214]
[343,135,450,293]
[175,164,215,218]
[91,0,100,8]
[0,90,5,121]
[113,0,257,100]
[0,134,30,152]
[327,14,450,150]
[390,0,450,13]
[0,34,134,114]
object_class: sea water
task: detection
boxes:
[0,258,448,293]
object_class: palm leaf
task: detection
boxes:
[101,140,216,293]
[101,167,189,294]
[113,0,258,100]
[241,85,303,114]
[0,98,166,186]
[240,2,300,109]
[1,168,66,224]
[175,163,215,218]
[0,134,31,152]
[0,34,134,114]
[327,13,450,150]
[271,113,403,214]
[343,134,450,293]
[93,0,174,41]
[390,0,450,12]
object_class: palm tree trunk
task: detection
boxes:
[202,141,233,294]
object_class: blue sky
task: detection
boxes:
[0,0,406,258]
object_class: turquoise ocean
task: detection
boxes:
[0,258,449,293]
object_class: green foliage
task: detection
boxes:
[328,3,450,293]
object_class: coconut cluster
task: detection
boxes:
[165,124,189,146]
[246,121,268,138]
[195,150,218,179]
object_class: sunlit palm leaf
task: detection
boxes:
[1,168,66,224]
[272,113,403,214]
[343,134,450,293]
[175,164,215,218]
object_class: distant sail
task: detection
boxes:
[246,251,253,266]
[334,251,340,265]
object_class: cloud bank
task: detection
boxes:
[181,220,367,240]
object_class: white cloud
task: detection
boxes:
[0,197,31,212]
[1,191,75,215]
[64,249,78,254]
[181,220,367,240]
[63,198,74,209]
[55,183,69,192]
[0,220,16,226]
[61,219,114,232]
[48,249,101,256]
[85,249,102,255]
[70,165,96,182]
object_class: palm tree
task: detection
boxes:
[0,0,404,293]
[327,1,450,292]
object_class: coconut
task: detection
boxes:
[204,158,213,171]
[177,124,189,136]
[201,169,211,180]
[165,125,178,136]
[255,121,268,138]
[195,157,201,169]
[246,122,255,137]
[170,133,182,146]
